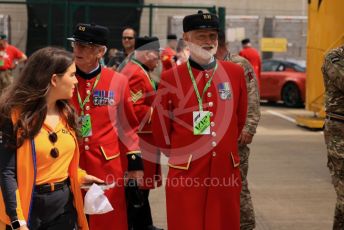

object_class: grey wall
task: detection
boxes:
[140,0,307,40]
[0,3,27,53]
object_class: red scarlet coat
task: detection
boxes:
[161,47,176,71]
[239,47,262,88]
[152,59,247,230]
[71,67,141,230]
[121,60,162,189]
[0,44,25,70]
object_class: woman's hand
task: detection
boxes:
[82,174,104,186]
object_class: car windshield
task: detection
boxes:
[263,60,306,72]
[262,60,280,71]
[289,62,306,72]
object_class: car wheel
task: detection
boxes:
[282,83,302,107]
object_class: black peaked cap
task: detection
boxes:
[135,36,160,51]
[67,23,109,46]
[183,10,219,32]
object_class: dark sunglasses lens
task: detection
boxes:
[123,37,134,40]
[50,147,59,158]
[49,132,58,143]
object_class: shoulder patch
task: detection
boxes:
[331,57,340,64]
[247,72,254,81]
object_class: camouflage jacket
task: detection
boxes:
[322,45,344,115]
[224,53,261,134]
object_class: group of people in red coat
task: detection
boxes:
[0,8,261,230]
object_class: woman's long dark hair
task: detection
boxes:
[0,47,77,147]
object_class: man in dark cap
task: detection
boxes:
[0,33,27,94]
[67,23,144,230]
[239,38,262,89]
[152,10,248,230]
[121,36,163,230]
[161,34,177,71]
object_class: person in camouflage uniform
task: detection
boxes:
[322,44,344,230]
[216,30,261,230]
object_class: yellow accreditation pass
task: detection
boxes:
[80,114,92,137]
[193,111,211,135]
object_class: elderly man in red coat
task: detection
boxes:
[67,23,144,230]
[121,36,163,230]
[152,10,248,230]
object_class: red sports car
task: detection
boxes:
[260,59,306,107]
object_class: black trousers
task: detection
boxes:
[127,189,153,230]
[6,184,77,230]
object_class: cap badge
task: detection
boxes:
[203,14,212,20]
[78,26,86,31]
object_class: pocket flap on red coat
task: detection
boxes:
[168,154,193,170]
[230,152,240,168]
[99,144,120,161]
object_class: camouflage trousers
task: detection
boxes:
[239,144,255,230]
[0,70,12,95]
[324,119,344,230]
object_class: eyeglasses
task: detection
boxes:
[48,132,59,158]
[122,36,134,40]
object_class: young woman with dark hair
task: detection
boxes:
[0,47,102,230]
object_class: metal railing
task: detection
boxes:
[0,0,225,51]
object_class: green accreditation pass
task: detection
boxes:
[0,59,4,67]
[80,114,92,137]
[193,111,211,135]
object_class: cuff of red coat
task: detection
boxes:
[126,151,143,171]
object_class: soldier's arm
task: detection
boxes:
[230,56,261,135]
[243,63,261,135]
[325,53,344,92]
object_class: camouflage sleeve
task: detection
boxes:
[229,55,261,134]
[322,47,344,93]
